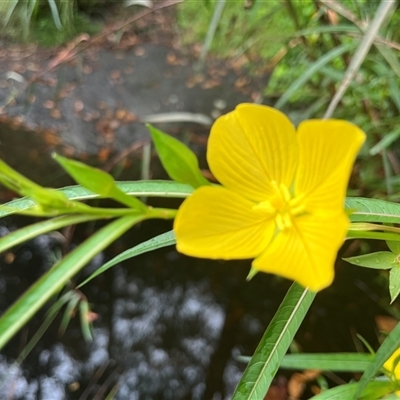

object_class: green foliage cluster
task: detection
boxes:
[0,0,101,45]
[177,0,295,61]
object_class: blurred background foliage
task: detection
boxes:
[0,0,107,45]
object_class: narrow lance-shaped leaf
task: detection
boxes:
[78,230,176,288]
[232,283,316,400]
[238,353,374,372]
[346,197,400,224]
[147,124,211,188]
[54,154,147,212]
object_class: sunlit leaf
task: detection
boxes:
[148,124,210,188]
[54,154,146,211]
[344,252,397,270]
[232,283,316,400]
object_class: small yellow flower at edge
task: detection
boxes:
[174,104,366,291]
[384,348,400,394]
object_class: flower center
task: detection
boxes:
[253,181,306,231]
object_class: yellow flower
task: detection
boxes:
[174,104,365,291]
[384,348,400,394]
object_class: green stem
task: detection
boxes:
[147,207,178,220]
[346,230,400,241]
[349,223,400,234]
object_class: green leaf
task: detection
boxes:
[238,353,374,372]
[344,252,397,270]
[0,180,193,218]
[279,353,374,372]
[147,124,211,188]
[388,241,400,254]
[53,154,146,212]
[232,283,316,400]
[356,321,400,399]
[310,380,398,400]
[0,157,79,212]
[390,267,400,303]
[78,230,176,288]
[0,215,141,350]
[346,198,400,224]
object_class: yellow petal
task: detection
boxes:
[295,120,365,212]
[174,186,275,259]
[208,104,298,202]
[252,212,349,291]
[384,347,400,378]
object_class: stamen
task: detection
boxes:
[254,182,306,232]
